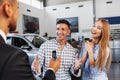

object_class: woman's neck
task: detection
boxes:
[93,38,100,45]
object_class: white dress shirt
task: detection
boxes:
[0,29,6,43]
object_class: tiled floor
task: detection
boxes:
[108,62,120,80]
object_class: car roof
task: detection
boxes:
[7,33,47,40]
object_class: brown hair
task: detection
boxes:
[95,19,112,71]
[56,19,71,30]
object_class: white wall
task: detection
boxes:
[95,0,120,17]
[46,0,90,6]
[95,0,120,29]
[16,2,45,35]
[17,0,120,39]
[44,1,94,40]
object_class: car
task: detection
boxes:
[6,33,47,65]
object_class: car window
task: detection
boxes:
[32,35,45,48]
[12,37,28,48]
[25,36,34,42]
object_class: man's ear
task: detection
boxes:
[67,29,71,36]
[3,2,13,17]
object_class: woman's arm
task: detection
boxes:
[85,41,95,67]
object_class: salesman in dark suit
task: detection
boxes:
[0,0,35,80]
[0,0,60,80]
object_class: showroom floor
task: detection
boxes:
[35,62,120,80]
[108,62,120,80]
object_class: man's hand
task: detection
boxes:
[74,53,82,72]
[48,57,61,73]
[32,54,40,74]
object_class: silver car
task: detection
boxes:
[6,33,47,65]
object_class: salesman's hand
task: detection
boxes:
[32,54,40,74]
[48,57,61,73]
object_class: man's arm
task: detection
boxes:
[69,53,83,77]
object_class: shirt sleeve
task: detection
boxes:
[38,44,46,67]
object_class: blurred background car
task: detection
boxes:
[6,33,47,65]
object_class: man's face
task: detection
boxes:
[9,0,20,31]
[56,23,70,41]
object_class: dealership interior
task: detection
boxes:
[10,0,120,80]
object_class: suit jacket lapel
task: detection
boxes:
[0,35,5,43]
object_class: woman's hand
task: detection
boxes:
[85,41,94,53]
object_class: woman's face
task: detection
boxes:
[91,21,103,39]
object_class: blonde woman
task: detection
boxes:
[78,19,112,80]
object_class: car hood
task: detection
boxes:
[23,48,39,56]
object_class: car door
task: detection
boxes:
[11,37,32,50]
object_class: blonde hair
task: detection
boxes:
[95,19,112,71]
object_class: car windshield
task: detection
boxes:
[24,35,46,48]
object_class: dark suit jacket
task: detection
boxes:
[42,69,55,80]
[0,35,36,80]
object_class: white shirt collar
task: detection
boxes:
[0,29,7,43]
